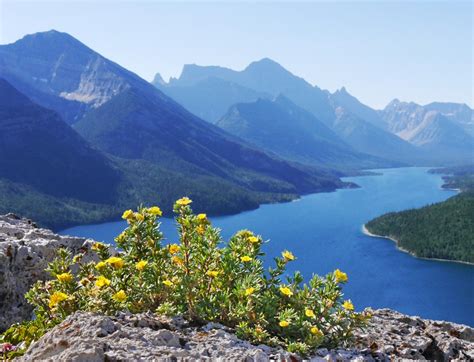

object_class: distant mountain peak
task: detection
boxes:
[336,86,348,94]
[246,57,281,68]
[244,58,288,74]
[333,87,355,100]
[7,29,88,51]
[274,93,293,104]
[152,72,166,86]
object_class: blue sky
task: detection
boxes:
[0,0,472,109]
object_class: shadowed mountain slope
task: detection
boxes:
[216,96,391,168]
[0,78,120,203]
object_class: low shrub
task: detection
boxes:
[1,198,369,358]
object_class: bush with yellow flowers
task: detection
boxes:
[0,198,370,357]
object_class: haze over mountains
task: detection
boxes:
[0,30,350,227]
[155,60,473,165]
[216,95,389,169]
[0,29,472,227]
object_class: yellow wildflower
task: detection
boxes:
[91,242,104,251]
[206,270,219,277]
[334,269,348,283]
[248,236,259,244]
[48,291,68,308]
[343,300,354,311]
[148,206,162,216]
[240,255,252,262]
[279,320,289,327]
[176,197,192,206]
[305,309,316,318]
[279,286,293,297]
[106,256,124,269]
[95,275,111,288]
[197,213,207,221]
[311,326,323,336]
[168,244,181,254]
[115,232,126,243]
[134,212,145,222]
[72,254,83,264]
[282,250,295,261]
[172,256,184,266]
[95,261,107,270]
[163,279,174,287]
[112,290,127,302]
[197,225,205,235]
[56,272,73,283]
[136,260,148,271]
[122,209,134,220]
[245,287,255,296]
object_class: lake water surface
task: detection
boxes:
[60,167,474,326]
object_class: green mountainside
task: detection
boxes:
[0,32,350,229]
[365,166,474,263]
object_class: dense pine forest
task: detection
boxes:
[366,166,474,263]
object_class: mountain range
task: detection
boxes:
[0,30,472,227]
[216,95,389,169]
[155,60,473,165]
[0,30,350,228]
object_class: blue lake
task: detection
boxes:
[60,167,474,326]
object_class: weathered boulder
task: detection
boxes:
[0,214,95,331]
[352,308,474,360]
[17,309,474,361]
[18,312,296,361]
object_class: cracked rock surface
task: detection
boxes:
[2,214,473,361]
[352,308,474,361]
[18,309,473,361]
[0,214,97,331]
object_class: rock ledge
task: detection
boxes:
[17,309,474,361]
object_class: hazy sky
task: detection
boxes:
[0,0,472,109]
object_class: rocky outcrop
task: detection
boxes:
[17,309,473,361]
[353,308,473,360]
[0,214,95,331]
[2,214,473,360]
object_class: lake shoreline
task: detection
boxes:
[361,224,474,266]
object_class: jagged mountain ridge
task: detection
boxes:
[329,87,387,130]
[154,59,425,165]
[331,107,427,165]
[154,58,472,165]
[381,99,473,162]
[154,76,270,123]
[382,99,474,137]
[161,58,336,125]
[0,31,358,228]
[0,30,153,124]
[216,95,391,168]
[0,30,344,198]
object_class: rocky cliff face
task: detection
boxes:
[1,214,473,361]
[0,214,95,331]
[17,309,474,361]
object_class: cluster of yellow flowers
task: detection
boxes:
[48,291,68,308]
[122,206,162,223]
[18,199,367,360]
[334,269,348,283]
[56,272,73,283]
